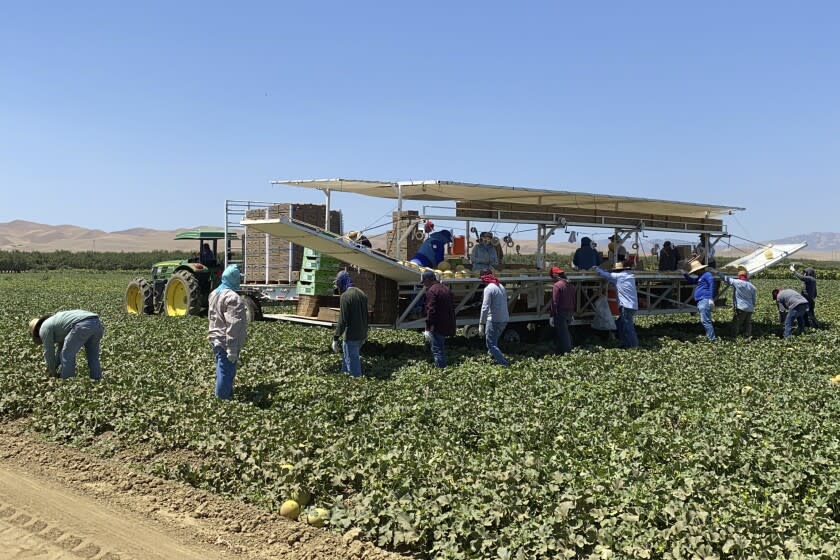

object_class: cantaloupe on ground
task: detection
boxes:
[280,499,300,520]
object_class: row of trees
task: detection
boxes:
[0,250,192,272]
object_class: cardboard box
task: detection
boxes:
[317,307,340,322]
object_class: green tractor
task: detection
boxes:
[125,230,238,317]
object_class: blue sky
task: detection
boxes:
[1,1,838,244]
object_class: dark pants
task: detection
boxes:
[732,309,753,338]
[553,311,573,355]
[803,294,819,327]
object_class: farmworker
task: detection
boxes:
[345,230,372,248]
[695,233,717,269]
[549,266,576,355]
[772,288,809,338]
[410,230,453,268]
[470,231,498,270]
[422,270,456,368]
[200,243,216,266]
[572,237,601,270]
[28,310,105,380]
[790,265,819,327]
[594,262,639,348]
[608,235,628,265]
[208,264,247,399]
[658,241,680,271]
[717,269,757,337]
[332,270,369,377]
[683,260,717,342]
[478,269,510,367]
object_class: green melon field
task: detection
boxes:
[2,271,840,559]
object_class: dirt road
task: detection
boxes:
[0,422,402,560]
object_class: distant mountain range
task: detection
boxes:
[0,220,224,252]
[2,220,838,260]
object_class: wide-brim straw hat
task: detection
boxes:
[688,259,708,275]
[28,316,49,342]
[611,261,627,271]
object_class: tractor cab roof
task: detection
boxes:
[174,230,239,241]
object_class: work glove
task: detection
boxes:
[549,317,555,327]
[423,330,431,343]
[331,338,341,353]
[478,324,485,337]
[789,264,796,273]
[226,351,238,364]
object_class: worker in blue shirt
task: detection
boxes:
[684,260,716,341]
[410,230,453,268]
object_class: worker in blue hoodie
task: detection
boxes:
[208,264,248,399]
[410,230,453,268]
[572,237,601,270]
[683,260,716,341]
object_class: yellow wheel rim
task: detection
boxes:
[126,285,141,314]
[165,278,188,316]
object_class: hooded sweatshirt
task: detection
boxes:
[573,237,602,270]
[334,271,369,342]
[793,268,817,301]
[208,265,247,360]
[411,230,453,267]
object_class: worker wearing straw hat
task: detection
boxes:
[28,310,105,380]
[683,259,717,342]
[594,261,639,348]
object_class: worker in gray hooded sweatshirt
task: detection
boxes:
[208,264,248,399]
[790,265,819,327]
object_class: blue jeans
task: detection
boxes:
[213,345,236,399]
[697,299,716,341]
[485,321,509,366]
[342,339,364,377]
[615,307,638,348]
[60,317,104,379]
[429,332,447,368]
[553,312,573,355]
[784,303,808,338]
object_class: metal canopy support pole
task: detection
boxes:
[323,189,331,232]
[536,225,545,270]
[393,183,403,259]
[224,200,229,269]
[465,219,471,262]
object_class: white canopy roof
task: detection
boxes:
[272,178,744,220]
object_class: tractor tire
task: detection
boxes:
[125,277,155,315]
[243,295,263,323]
[164,270,203,317]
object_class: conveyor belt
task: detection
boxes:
[241,217,421,283]
[722,243,807,275]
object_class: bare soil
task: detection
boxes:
[0,421,404,560]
